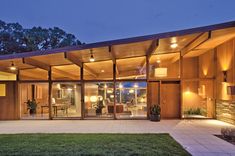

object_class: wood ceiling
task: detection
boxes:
[1,26,235,80]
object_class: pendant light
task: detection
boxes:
[89,49,95,62]
[9,61,17,71]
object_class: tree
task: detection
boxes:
[0,20,82,55]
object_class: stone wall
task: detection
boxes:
[216,100,235,125]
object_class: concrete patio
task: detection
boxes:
[0,119,234,156]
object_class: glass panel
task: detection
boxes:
[20,83,49,119]
[84,60,113,80]
[0,71,16,81]
[116,82,147,119]
[20,68,48,80]
[149,53,180,80]
[116,57,146,80]
[0,84,6,96]
[85,82,114,118]
[52,65,80,80]
[52,83,81,118]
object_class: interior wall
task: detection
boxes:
[0,82,19,120]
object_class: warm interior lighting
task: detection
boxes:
[9,62,17,71]
[129,89,134,93]
[185,87,190,94]
[89,49,95,62]
[119,84,123,89]
[156,59,161,63]
[90,96,98,102]
[101,69,105,73]
[104,84,107,88]
[107,89,113,93]
[134,84,138,88]
[155,68,167,77]
[110,95,114,98]
[67,88,73,91]
[170,43,178,49]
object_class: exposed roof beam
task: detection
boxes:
[23,58,50,71]
[52,68,78,80]
[146,39,159,57]
[109,46,116,63]
[64,52,82,67]
[181,32,211,56]
[139,59,146,74]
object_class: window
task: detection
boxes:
[0,84,6,96]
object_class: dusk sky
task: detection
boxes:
[1,0,235,43]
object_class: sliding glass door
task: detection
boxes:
[84,82,114,119]
[115,82,147,119]
[51,83,81,118]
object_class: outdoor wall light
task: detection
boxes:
[222,70,227,82]
[156,59,161,63]
[89,49,95,62]
[9,61,17,71]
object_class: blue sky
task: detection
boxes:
[1,0,235,43]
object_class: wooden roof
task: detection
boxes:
[1,20,235,80]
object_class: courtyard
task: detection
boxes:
[0,119,234,156]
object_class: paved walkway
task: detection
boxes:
[0,119,234,156]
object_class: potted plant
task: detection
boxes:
[150,104,161,121]
[95,99,105,115]
[27,99,38,115]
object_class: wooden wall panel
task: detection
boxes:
[182,57,199,79]
[0,82,18,120]
[199,50,215,78]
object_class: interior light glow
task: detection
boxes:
[170,43,178,49]
[9,62,17,71]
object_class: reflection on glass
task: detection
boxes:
[52,83,81,118]
[85,83,114,118]
[116,82,147,119]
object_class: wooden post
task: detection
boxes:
[15,71,20,119]
[113,63,117,119]
[48,67,52,120]
[80,64,85,119]
[179,54,184,119]
[146,55,150,119]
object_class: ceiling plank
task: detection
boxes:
[52,68,78,80]
[23,58,50,71]
[84,64,98,78]
[170,55,180,64]
[181,32,211,56]
[64,52,82,67]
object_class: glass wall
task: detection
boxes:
[115,82,147,119]
[51,83,81,118]
[85,82,114,118]
[20,83,49,119]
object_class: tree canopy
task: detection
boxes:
[0,20,82,55]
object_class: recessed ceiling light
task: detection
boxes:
[170,43,178,49]
[101,69,105,73]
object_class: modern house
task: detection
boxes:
[0,21,234,124]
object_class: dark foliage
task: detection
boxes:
[0,20,81,55]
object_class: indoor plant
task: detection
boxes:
[150,104,161,121]
[27,99,38,115]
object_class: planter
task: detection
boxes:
[150,114,160,122]
[96,108,102,115]
[29,109,36,115]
